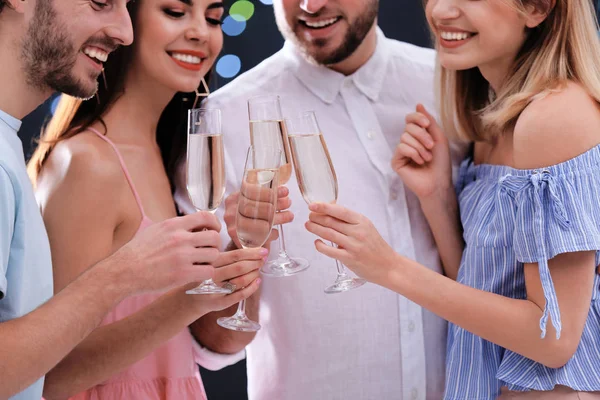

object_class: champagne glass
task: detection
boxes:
[248,95,310,277]
[217,146,281,331]
[185,108,232,295]
[286,111,366,294]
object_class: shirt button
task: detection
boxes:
[390,188,398,201]
[408,320,416,333]
[411,388,419,400]
[343,79,353,88]
[367,130,375,140]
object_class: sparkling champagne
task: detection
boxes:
[288,133,338,204]
[186,134,225,212]
[250,120,292,184]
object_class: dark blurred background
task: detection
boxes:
[17,1,600,399]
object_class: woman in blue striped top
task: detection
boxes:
[305,0,600,398]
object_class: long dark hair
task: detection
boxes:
[28,0,213,194]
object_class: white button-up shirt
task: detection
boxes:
[176,28,448,400]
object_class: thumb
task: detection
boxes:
[416,104,446,143]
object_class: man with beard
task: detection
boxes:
[175,0,450,399]
[0,0,226,398]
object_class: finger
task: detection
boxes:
[313,239,348,261]
[401,133,432,162]
[190,229,221,248]
[405,122,435,150]
[305,220,352,249]
[274,210,294,226]
[417,104,446,143]
[306,202,361,224]
[215,248,267,267]
[405,111,430,129]
[236,216,273,243]
[220,278,261,307]
[396,143,425,165]
[214,259,263,282]
[238,196,276,221]
[267,228,279,243]
[241,181,277,203]
[226,269,261,290]
[186,264,215,283]
[178,211,221,232]
[308,212,353,236]
[277,196,292,212]
[191,247,220,265]
[277,186,289,199]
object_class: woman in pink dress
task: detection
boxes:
[27,0,291,398]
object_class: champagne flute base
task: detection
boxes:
[261,257,310,277]
[186,280,233,295]
[217,316,261,332]
[324,277,367,294]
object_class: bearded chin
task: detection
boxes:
[20,0,96,99]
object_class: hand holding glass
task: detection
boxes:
[185,108,231,295]
[287,111,366,294]
[217,146,281,331]
[248,95,309,277]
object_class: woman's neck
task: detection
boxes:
[101,74,176,146]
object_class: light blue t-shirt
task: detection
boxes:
[0,109,53,400]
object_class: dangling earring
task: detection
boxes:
[192,77,210,109]
[96,68,108,104]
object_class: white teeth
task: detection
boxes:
[83,47,108,63]
[171,52,201,65]
[304,17,338,28]
[440,31,472,41]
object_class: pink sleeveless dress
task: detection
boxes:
[70,128,208,400]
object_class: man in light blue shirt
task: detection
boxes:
[0,0,224,398]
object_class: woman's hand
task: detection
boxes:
[224,186,294,249]
[392,104,453,200]
[179,247,267,316]
[305,202,399,285]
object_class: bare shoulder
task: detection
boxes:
[513,82,600,169]
[36,130,126,210]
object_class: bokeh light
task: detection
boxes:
[229,0,255,22]
[216,55,242,78]
[222,15,247,36]
[259,0,273,4]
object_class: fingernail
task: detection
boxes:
[308,203,318,211]
[256,278,262,285]
[262,256,268,262]
[260,248,269,256]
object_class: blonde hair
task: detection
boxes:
[436,0,600,141]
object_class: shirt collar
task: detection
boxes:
[283,27,390,104]
[0,109,22,133]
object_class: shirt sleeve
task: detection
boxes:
[190,330,246,371]
[503,167,600,339]
[0,166,16,299]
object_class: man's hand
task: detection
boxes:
[224,186,293,249]
[112,211,222,295]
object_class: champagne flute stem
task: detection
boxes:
[234,299,248,319]
[276,218,290,259]
[330,241,349,277]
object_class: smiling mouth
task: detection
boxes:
[82,46,108,66]
[168,51,203,65]
[299,16,341,29]
[439,31,477,42]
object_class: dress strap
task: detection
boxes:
[86,127,147,219]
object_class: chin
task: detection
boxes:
[438,54,478,72]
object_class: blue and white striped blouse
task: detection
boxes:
[445,145,600,399]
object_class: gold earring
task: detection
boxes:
[192,77,210,109]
